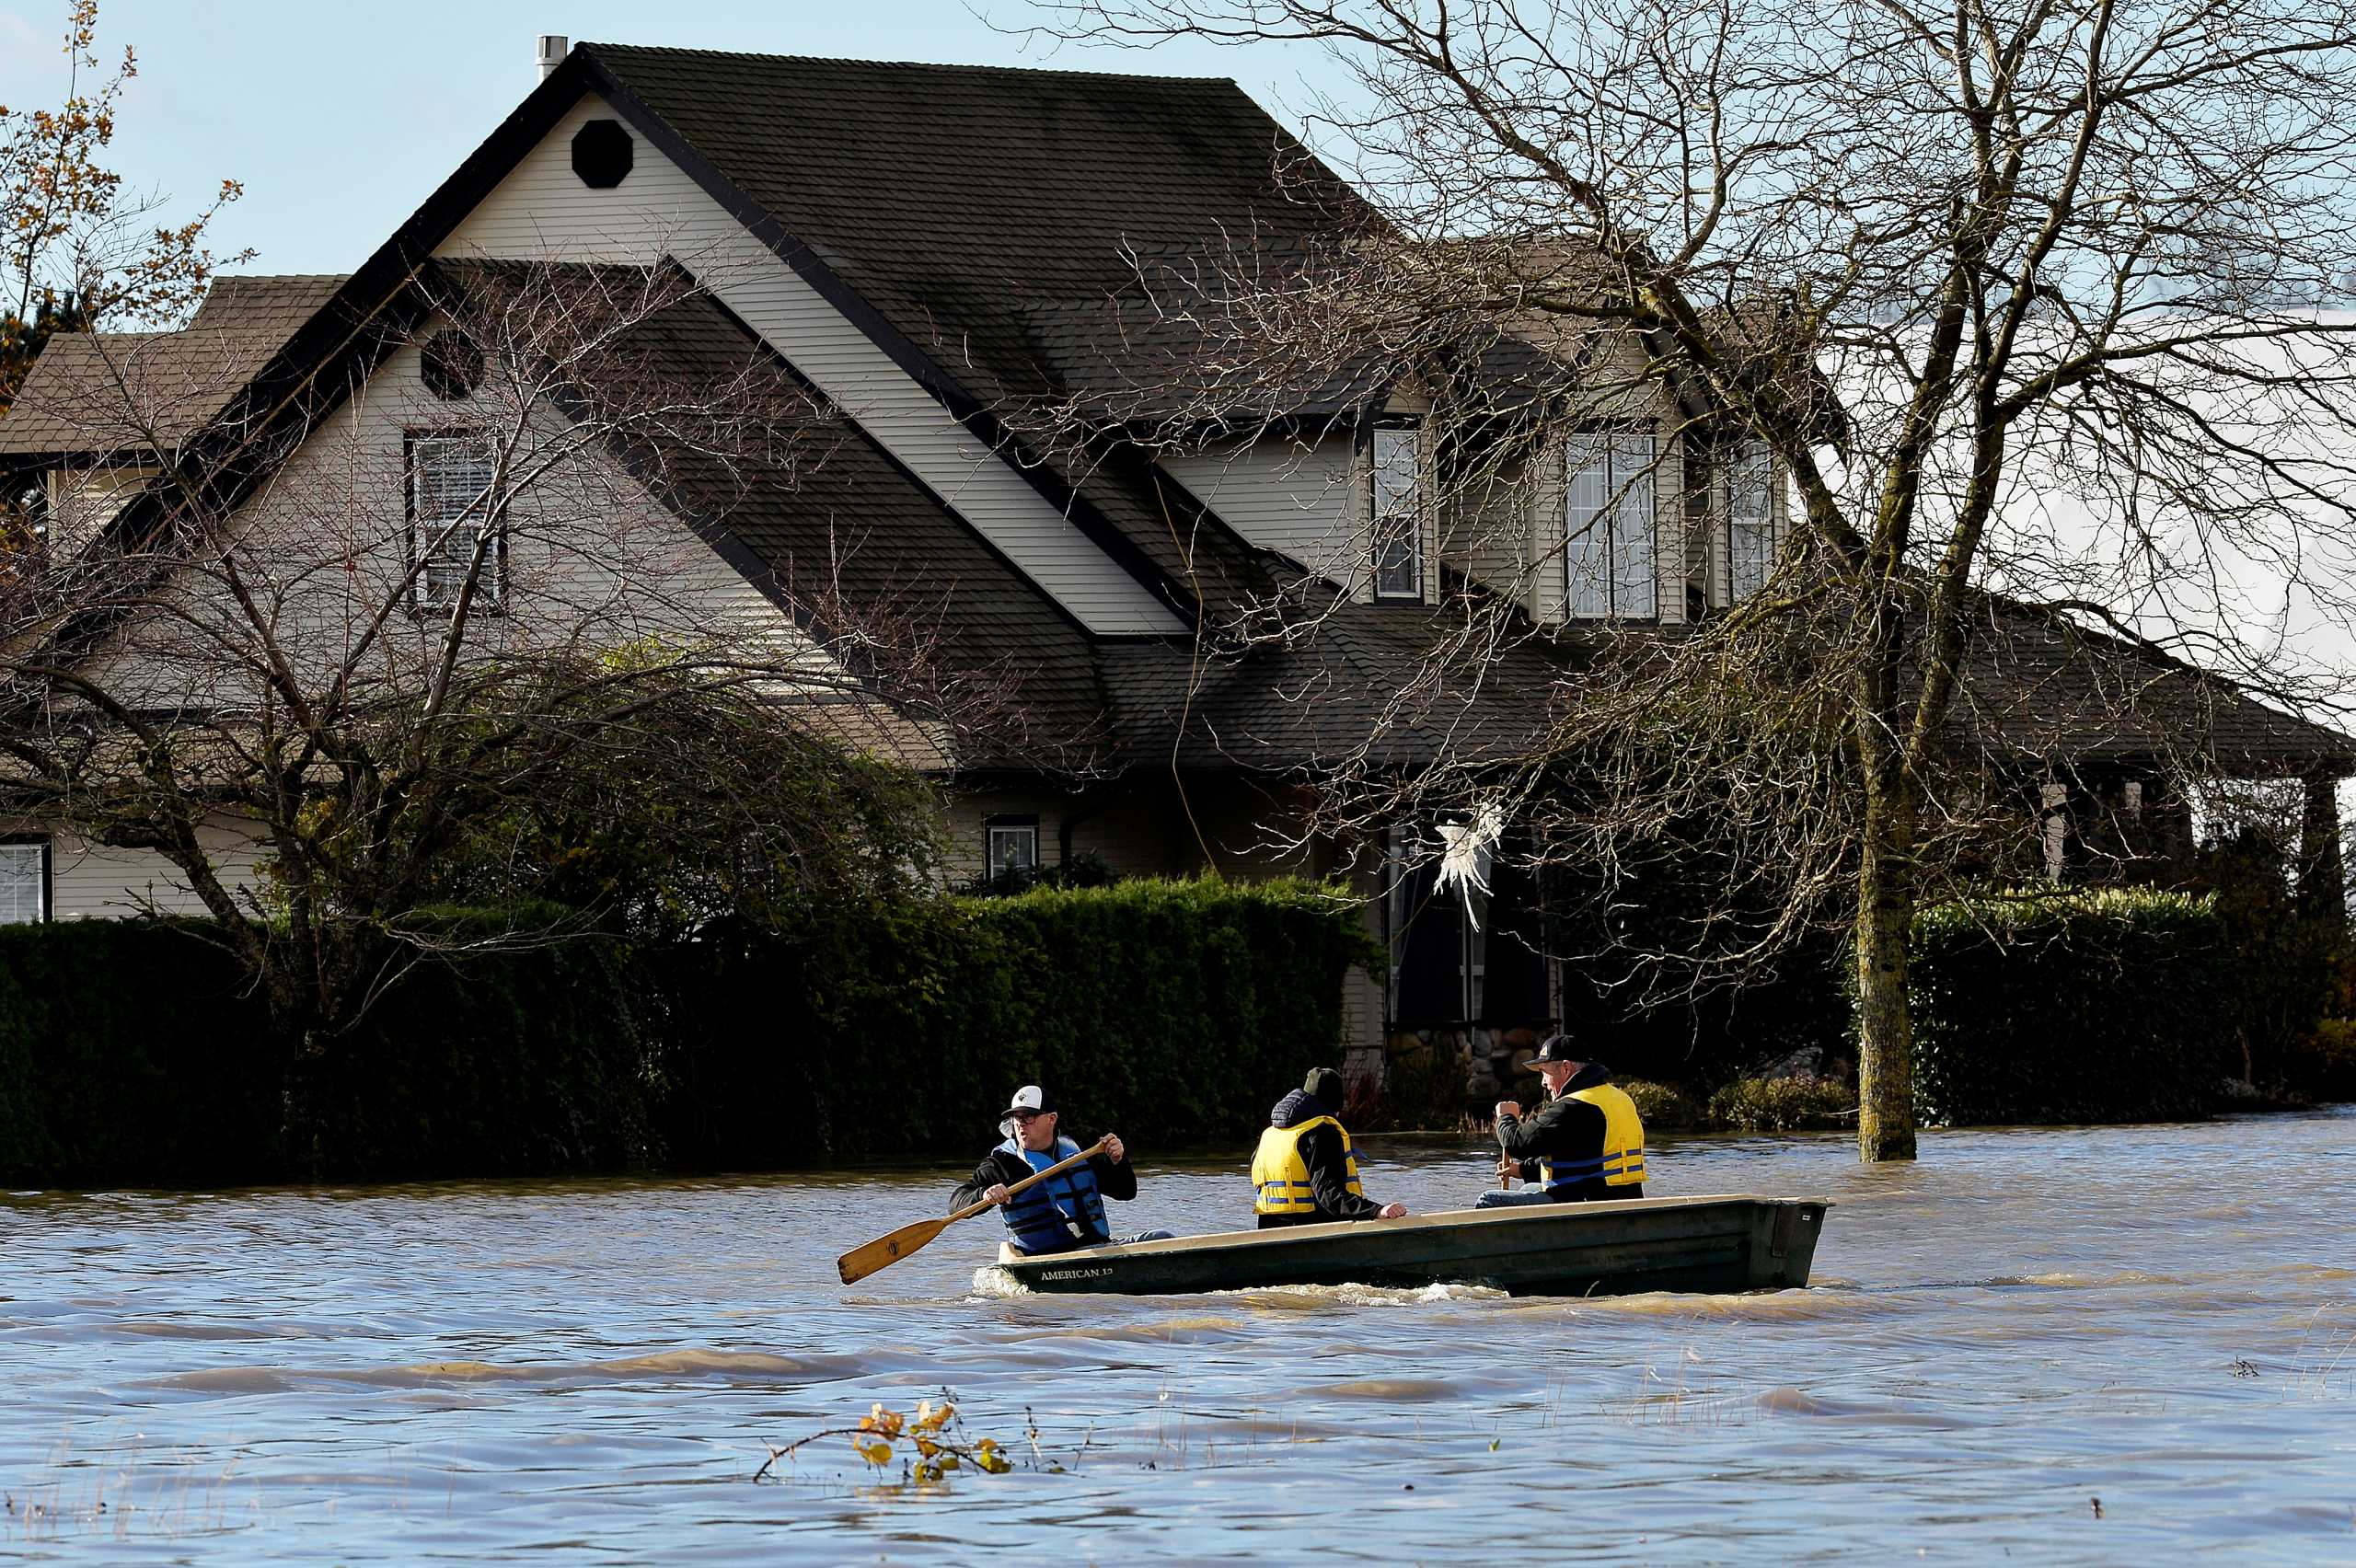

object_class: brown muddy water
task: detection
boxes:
[3,1111,2353,1564]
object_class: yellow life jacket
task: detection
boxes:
[1537,1084,1647,1193]
[1251,1115,1364,1216]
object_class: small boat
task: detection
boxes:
[992,1193,1830,1297]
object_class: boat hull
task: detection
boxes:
[994,1194,1830,1297]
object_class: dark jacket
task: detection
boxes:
[1496,1062,1628,1203]
[1257,1089,1384,1228]
[949,1136,1138,1251]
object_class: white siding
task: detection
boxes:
[941,787,1188,883]
[1161,434,1362,595]
[74,330,849,711]
[46,820,268,920]
[45,466,156,561]
[1161,427,1440,605]
[1444,448,1541,614]
[441,95,1183,637]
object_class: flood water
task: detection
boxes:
[3,1109,2352,1563]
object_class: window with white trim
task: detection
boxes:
[408,432,501,610]
[1727,440,1774,602]
[986,820,1038,882]
[1565,433,1657,618]
[1370,421,1424,602]
[0,839,48,925]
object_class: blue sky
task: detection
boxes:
[0,0,1346,277]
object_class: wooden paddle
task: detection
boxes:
[837,1137,1110,1286]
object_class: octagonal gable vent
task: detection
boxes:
[572,120,633,190]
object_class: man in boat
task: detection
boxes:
[1251,1067,1409,1228]
[951,1085,1163,1255]
[1478,1036,1647,1207]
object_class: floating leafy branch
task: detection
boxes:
[754,1393,1013,1485]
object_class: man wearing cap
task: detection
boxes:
[1251,1067,1409,1228]
[1477,1036,1647,1208]
[950,1085,1156,1255]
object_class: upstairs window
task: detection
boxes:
[408,432,501,611]
[1727,440,1775,602]
[0,838,48,924]
[1565,433,1657,619]
[1370,421,1424,602]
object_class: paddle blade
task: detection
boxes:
[837,1215,953,1285]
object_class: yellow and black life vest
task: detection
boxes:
[1537,1084,1646,1193]
[1251,1116,1364,1216]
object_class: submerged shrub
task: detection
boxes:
[2289,1019,2356,1103]
[1704,1076,1854,1133]
[1618,1078,1705,1132]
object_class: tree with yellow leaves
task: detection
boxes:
[0,0,248,416]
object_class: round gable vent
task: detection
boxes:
[421,330,485,401]
[572,119,633,189]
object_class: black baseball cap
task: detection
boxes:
[1303,1066,1345,1105]
[1519,1035,1587,1070]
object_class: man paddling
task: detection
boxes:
[1479,1036,1647,1207]
[950,1085,1163,1255]
[1251,1067,1409,1228]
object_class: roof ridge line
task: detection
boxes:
[574,40,1237,86]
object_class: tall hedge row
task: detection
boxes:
[0,878,1373,1187]
[1908,888,2281,1126]
[0,917,662,1187]
[662,878,1379,1164]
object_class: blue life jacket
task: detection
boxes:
[997,1136,1110,1255]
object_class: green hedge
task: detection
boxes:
[0,921,278,1186]
[1908,888,2289,1126]
[0,917,662,1187]
[0,879,1374,1186]
[662,878,1378,1165]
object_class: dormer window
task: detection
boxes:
[1371,420,1424,602]
[1566,433,1657,619]
[1727,440,1774,601]
[408,432,502,611]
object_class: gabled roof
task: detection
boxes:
[0,275,352,462]
[567,44,1344,619]
[547,268,1115,763]
[2,48,2336,790]
[577,47,1366,402]
[187,274,349,335]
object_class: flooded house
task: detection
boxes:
[0,39,2345,1079]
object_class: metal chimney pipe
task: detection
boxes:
[537,35,569,80]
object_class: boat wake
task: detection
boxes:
[1217,1281,1509,1307]
[967,1269,1507,1307]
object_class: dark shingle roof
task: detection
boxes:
[580,45,1359,612]
[1946,597,2355,774]
[187,274,349,335]
[582,47,1363,396]
[0,274,350,457]
[0,329,295,456]
[503,268,1116,766]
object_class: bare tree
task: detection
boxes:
[1034,0,2356,1158]
[0,258,1015,1159]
